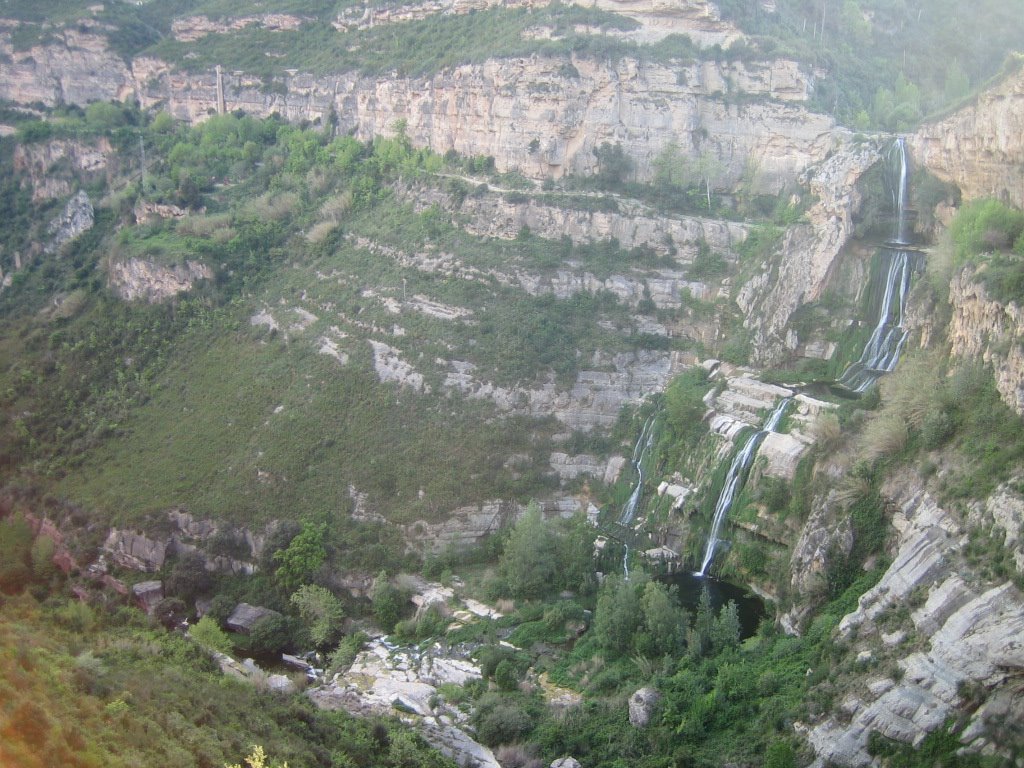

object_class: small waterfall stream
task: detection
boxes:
[697,397,791,577]
[618,413,658,526]
[838,137,920,394]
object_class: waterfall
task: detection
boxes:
[837,249,914,393]
[891,137,910,245]
[838,137,918,394]
[696,397,791,577]
[618,413,658,526]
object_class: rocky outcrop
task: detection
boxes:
[44,191,94,254]
[949,269,1024,416]
[147,55,829,189]
[0,22,133,107]
[104,510,265,575]
[912,58,1024,209]
[628,687,661,727]
[400,182,748,260]
[226,603,282,634]
[108,257,213,303]
[799,480,1024,766]
[171,14,307,42]
[13,138,113,202]
[104,528,167,572]
[738,140,880,365]
[0,19,834,191]
[132,580,164,614]
[310,622,499,767]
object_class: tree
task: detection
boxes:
[0,514,33,594]
[640,581,688,657]
[225,745,288,768]
[191,615,234,654]
[165,551,214,604]
[499,502,560,599]
[290,584,345,648]
[593,142,633,188]
[273,522,326,593]
[248,614,295,657]
[593,573,648,657]
[370,571,404,633]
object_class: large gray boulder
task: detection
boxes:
[226,603,281,634]
[551,758,583,768]
[628,687,662,728]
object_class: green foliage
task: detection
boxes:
[190,615,234,654]
[370,572,406,633]
[497,504,595,600]
[950,199,1024,265]
[0,593,455,768]
[272,522,327,593]
[245,614,297,657]
[663,367,711,447]
[0,514,34,594]
[289,584,345,649]
[470,692,537,747]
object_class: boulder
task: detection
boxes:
[628,687,661,728]
[226,603,281,634]
[551,758,583,768]
[131,580,164,614]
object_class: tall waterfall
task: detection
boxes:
[838,138,918,394]
[618,413,658,526]
[697,398,791,577]
[891,137,910,245]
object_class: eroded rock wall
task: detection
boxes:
[949,269,1024,416]
[912,61,1024,209]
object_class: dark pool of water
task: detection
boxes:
[659,572,767,639]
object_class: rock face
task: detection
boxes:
[131,580,164,614]
[0,24,835,192]
[44,191,94,254]
[738,140,880,365]
[108,258,213,303]
[949,270,1024,416]
[913,61,1024,209]
[0,22,133,107]
[400,181,749,260]
[149,55,830,190]
[798,479,1024,766]
[309,629,500,767]
[226,603,281,634]
[628,686,661,727]
[13,138,113,202]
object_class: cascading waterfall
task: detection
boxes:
[696,397,791,577]
[837,249,914,392]
[618,413,658,526]
[891,137,910,245]
[838,137,919,394]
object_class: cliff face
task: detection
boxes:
[0,22,830,191]
[913,61,1024,209]
[0,22,133,106]
[949,269,1024,416]
[143,55,827,189]
[798,475,1024,766]
[738,140,880,365]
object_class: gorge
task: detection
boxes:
[1,3,1024,768]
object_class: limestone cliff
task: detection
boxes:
[108,257,213,303]
[147,55,828,189]
[912,58,1024,209]
[949,269,1024,416]
[799,476,1024,766]
[738,140,880,365]
[0,21,831,191]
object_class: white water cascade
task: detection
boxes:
[696,397,791,577]
[838,138,918,393]
[618,413,658,526]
